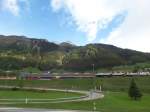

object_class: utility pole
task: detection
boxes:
[92,64,95,73]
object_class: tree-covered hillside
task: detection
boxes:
[0,35,150,71]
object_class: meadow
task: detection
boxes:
[0,76,150,92]
[0,90,82,99]
[6,92,150,112]
[0,76,150,112]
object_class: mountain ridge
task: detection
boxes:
[0,35,149,71]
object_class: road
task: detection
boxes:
[0,108,91,112]
[0,86,104,103]
[0,86,102,111]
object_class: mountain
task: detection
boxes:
[0,35,59,52]
[62,44,150,70]
[0,35,150,71]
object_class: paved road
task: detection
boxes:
[0,108,91,112]
[0,86,104,103]
[0,86,102,112]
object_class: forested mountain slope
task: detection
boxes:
[0,35,149,71]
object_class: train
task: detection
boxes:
[96,72,150,77]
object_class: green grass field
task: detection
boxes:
[0,90,82,99]
[0,76,150,92]
[2,92,150,112]
[0,76,150,112]
[0,89,83,104]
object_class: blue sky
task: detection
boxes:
[0,0,87,45]
[0,0,125,45]
[0,0,150,52]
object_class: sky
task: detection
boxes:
[0,0,150,52]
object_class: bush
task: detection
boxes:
[12,87,20,91]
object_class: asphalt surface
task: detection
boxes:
[0,86,104,103]
[0,108,89,112]
[0,86,103,112]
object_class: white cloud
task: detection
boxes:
[1,0,19,16]
[51,0,150,52]
[0,0,28,16]
[100,0,150,52]
[51,0,125,41]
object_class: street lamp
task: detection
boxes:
[92,63,96,111]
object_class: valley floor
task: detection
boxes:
[0,77,150,112]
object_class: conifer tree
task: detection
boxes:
[128,79,142,100]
